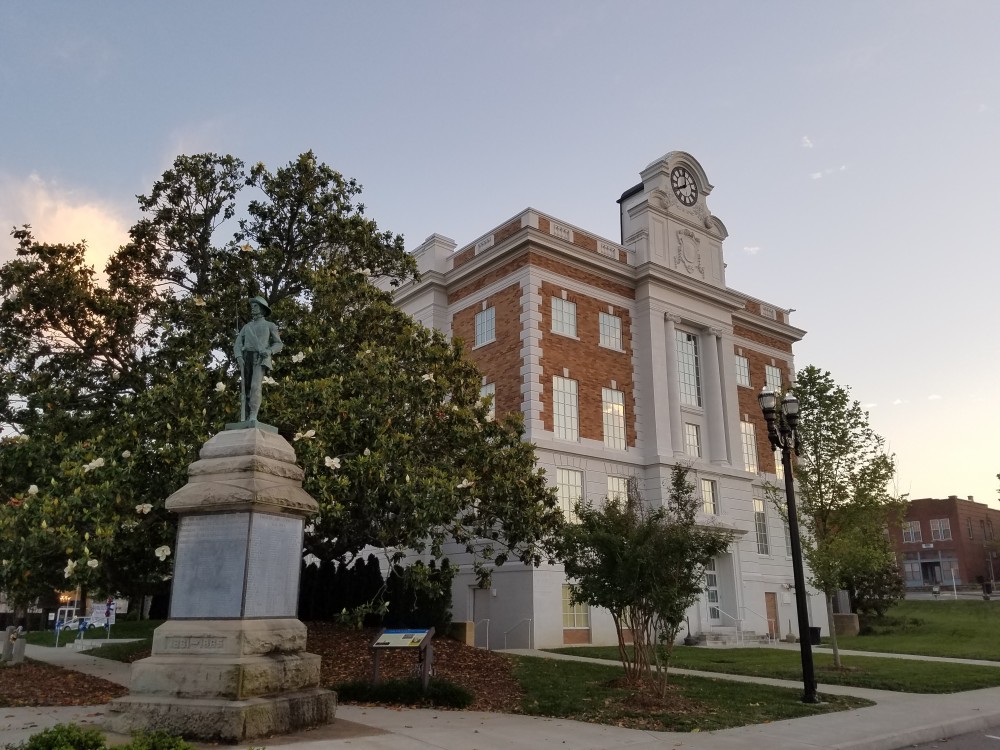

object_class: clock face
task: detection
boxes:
[670,166,698,206]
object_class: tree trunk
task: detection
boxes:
[826,591,841,668]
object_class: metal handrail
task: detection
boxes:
[503,618,533,649]
[714,607,743,645]
[474,618,490,650]
[740,605,776,643]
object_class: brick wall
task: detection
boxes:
[734,345,792,474]
[452,283,524,419]
[537,280,636,446]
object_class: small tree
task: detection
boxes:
[559,467,733,697]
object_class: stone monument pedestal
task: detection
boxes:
[107,427,336,742]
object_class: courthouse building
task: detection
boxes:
[386,152,827,649]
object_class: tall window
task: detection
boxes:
[675,330,702,407]
[551,297,577,337]
[902,520,922,543]
[684,423,702,458]
[607,476,628,503]
[774,448,784,480]
[988,520,996,541]
[474,306,495,346]
[930,518,952,541]
[562,585,590,629]
[552,376,579,441]
[480,382,495,421]
[602,388,626,450]
[753,492,770,555]
[903,561,921,582]
[556,468,583,523]
[701,479,718,514]
[967,517,975,539]
[599,311,622,350]
[740,421,758,473]
[765,364,782,392]
[735,355,751,388]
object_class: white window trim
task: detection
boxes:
[473,306,496,349]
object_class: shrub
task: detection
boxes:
[3,725,197,750]
[335,677,472,708]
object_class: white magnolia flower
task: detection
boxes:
[303,553,321,568]
[64,559,77,578]
[363,448,371,457]
[40,520,47,529]
[261,376,277,385]
[27,484,39,496]
[86,559,99,569]
[324,456,341,470]
[193,296,207,307]
[154,545,172,561]
[136,503,153,515]
[215,382,226,393]
[457,478,474,490]
[405,474,411,483]
[293,429,316,441]
[291,352,306,363]
[83,457,105,473]
[240,242,254,253]
[121,450,131,459]
[421,373,435,382]
[1,559,9,567]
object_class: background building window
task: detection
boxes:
[735,355,751,387]
[479,382,495,421]
[602,387,626,450]
[607,476,628,503]
[474,306,495,346]
[765,364,782,392]
[675,330,702,406]
[684,423,702,458]
[902,520,922,543]
[967,517,974,539]
[903,561,921,582]
[551,297,577,337]
[988,520,996,541]
[930,518,952,541]
[753,492,770,555]
[599,311,622,350]
[557,468,583,523]
[701,479,718,514]
[552,376,579,441]
[562,585,590,628]
[740,421,758,473]
[774,448,784,480]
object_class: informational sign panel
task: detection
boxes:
[372,629,432,648]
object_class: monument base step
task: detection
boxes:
[105,688,336,742]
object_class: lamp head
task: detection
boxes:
[758,386,777,417]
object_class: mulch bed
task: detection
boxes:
[0,624,522,712]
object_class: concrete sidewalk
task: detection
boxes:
[7,643,1000,750]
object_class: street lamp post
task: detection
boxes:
[758,385,818,704]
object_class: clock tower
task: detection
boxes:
[618,151,729,288]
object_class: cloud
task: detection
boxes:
[810,172,824,180]
[892,398,908,406]
[743,245,760,255]
[801,136,814,149]
[927,394,943,401]
[0,173,129,274]
[809,165,848,180]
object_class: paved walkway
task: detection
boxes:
[5,643,1000,750]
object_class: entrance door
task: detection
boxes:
[472,587,491,649]
[705,560,722,625]
[765,592,780,639]
[921,561,942,585]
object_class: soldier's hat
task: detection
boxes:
[250,296,271,316]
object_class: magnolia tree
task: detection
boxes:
[0,152,563,616]
[559,468,733,698]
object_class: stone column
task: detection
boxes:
[664,313,685,456]
[632,300,675,458]
[702,328,728,466]
[107,427,336,743]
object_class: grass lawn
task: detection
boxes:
[512,655,872,732]
[836,599,1000,661]
[25,619,162,648]
[551,644,1000,693]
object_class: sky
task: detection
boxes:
[2,1,998,507]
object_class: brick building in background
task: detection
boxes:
[892,496,1000,588]
[384,152,827,649]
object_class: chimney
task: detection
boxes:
[948,495,958,500]
[969,496,975,501]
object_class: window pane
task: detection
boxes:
[735,355,751,387]
[599,312,622,350]
[753,491,770,555]
[774,448,784,480]
[607,476,628,503]
[480,382,495,421]
[552,298,577,337]
[701,479,717,514]
[740,422,758,473]
[675,331,702,406]
[552,376,579,441]
[562,584,590,628]
[557,468,583,523]
[474,307,495,346]
[602,387,627,450]
[684,423,701,457]
[765,365,782,391]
